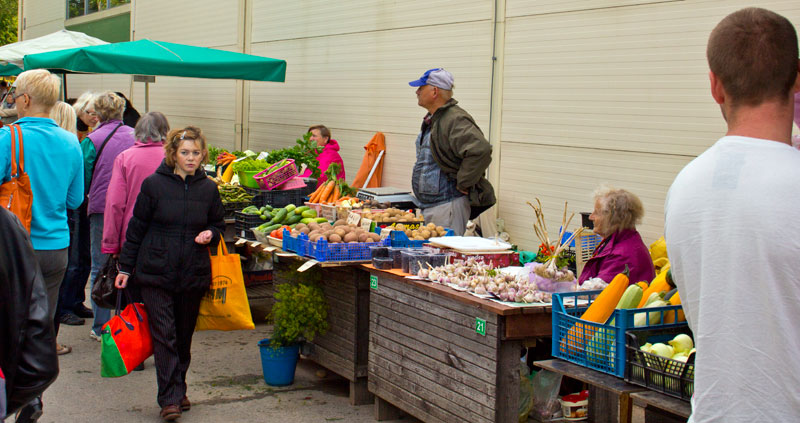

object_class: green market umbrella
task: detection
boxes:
[0,63,21,76]
[23,39,286,82]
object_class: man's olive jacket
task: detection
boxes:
[429,98,496,219]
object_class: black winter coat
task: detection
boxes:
[119,160,225,292]
[0,208,59,416]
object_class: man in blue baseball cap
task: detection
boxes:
[408,68,495,235]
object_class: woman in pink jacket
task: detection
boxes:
[301,124,345,188]
[102,112,170,256]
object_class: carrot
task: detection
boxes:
[309,183,325,203]
[319,180,336,203]
[332,184,341,203]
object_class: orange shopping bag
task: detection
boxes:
[0,124,33,231]
[195,241,255,331]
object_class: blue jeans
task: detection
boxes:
[56,206,91,318]
[89,213,111,334]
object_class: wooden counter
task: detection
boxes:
[365,268,554,423]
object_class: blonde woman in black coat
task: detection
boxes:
[114,126,224,421]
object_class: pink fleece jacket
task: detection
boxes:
[301,138,345,188]
[101,141,165,254]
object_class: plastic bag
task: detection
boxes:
[529,369,563,422]
[518,363,535,422]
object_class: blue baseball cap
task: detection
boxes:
[409,68,454,90]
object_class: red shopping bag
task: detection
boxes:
[100,290,153,377]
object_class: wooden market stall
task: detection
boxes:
[364,267,552,423]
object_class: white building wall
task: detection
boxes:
[499,0,800,249]
[247,0,494,188]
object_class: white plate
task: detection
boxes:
[427,236,512,252]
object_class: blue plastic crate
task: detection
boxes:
[305,235,389,262]
[387,228,455,248]
[281,229,305,255]
[551,291,688,377]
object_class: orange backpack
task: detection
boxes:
[0,124,33,231]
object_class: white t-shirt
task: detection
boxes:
[665,136,800,422]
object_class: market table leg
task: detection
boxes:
[589,387,632,423]
[350,378,373,406]
[374,396,405,421]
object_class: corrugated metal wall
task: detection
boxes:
[499,0,800,248]
[17,0,800,250]
[246,0,494,187]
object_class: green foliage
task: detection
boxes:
[265,133,322,180]
[0,0,18,46]
[231,157,271,172]
[268,268,329,348]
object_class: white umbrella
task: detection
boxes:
[0,29,108,68]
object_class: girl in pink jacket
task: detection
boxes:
[102,112,170,255]
[301,124,345,188]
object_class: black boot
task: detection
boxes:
[15,397,43,423]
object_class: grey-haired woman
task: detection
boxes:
[102,111,170,256]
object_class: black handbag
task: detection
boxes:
[91,256,119,309]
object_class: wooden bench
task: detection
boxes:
[630,391,690,423]
[534,359,647,423]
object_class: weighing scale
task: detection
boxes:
[356,187,420,210]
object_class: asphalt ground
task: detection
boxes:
[35,300,416,423]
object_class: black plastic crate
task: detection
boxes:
[223,201,252,219]
[300,178,317,201]
[625,329,694,401]
[234,211,263,240]
[243,187,304,209]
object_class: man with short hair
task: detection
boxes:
[408,68,495,235]
[0,69,84,422]
[664,8,800,422]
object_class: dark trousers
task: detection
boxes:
[55,206,91,333]
[139,285,204,407]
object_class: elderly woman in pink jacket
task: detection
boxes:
[102,112,170,257]
[300,124,345,188]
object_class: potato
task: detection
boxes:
[435,225,444,233]
[357,233,370,242]
[309,234,321,242]
[420,229,432,239]
[328,234,342,243]
[405,229,413,237]
[320,222,332,230]
[404,213,416,220]
[334,219,347,227]
[427,222,436,230]
[295,223,307,231]
[308,222,320,231]
[334,228,346,238]
[411,230,420,238]
[395,223,406,231]
[343,232,358,243]
[436,228,446,236]
[413,236,425,241]
[300,227,310,235]
[369,233,382,242]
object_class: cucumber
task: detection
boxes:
[260,223,282,233]
[285,214,303,225]
[269,208,288,225]
[300,217,315,224]
[294,206,310,215]
[301,209,317,218]
[285,204,297,212]
[264,204,273,211]
[259,214,269,221]
[314,217,327,223]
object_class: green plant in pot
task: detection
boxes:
[268,268,330,348]
[259,268,329,386]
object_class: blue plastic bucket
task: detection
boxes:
[258,338,299,386]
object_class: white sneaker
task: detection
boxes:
[89,330,102,342]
